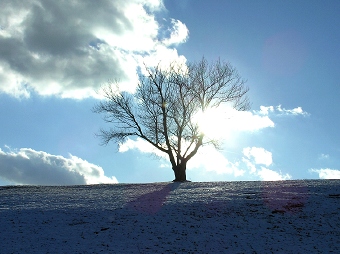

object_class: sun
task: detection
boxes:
[193,106,235,140]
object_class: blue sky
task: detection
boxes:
[0,0,340,185]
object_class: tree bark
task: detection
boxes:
[173,162,187,182]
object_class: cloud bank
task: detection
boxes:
[117,105,304,180]
[0,147,118,185]
[0,0,188,99]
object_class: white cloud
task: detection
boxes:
[0,147,118,185]
[226,110,275,132]
[276,105,309,116]
[310,168,340,179]
[189,146,245,177]
[243,147,272,166]
[257,105,309,117]
[119,138,148,153]
[257,167,291,181]
[258,106,275,115]
[119,137,167,159]
[193,106,275,141]
[242,147,291,181]
[162,19,189,46]
[0,0,187,99]
[242,157,257,174]
[138,44,187,74]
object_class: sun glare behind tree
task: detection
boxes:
[93,57,250,182]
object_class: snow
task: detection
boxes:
[1,180,340,253]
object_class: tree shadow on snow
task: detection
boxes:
[125,182,181,215]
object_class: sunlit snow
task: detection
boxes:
[1,180,339,253]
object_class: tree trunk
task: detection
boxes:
[173,162,187,182]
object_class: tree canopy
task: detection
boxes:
[93,58,250,181]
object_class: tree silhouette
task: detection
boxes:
[93,58,250,182]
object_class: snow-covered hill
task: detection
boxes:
[1,180,340,253]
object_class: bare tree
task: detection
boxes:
[93,58,250,182]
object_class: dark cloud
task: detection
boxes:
[0,0,188,99]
